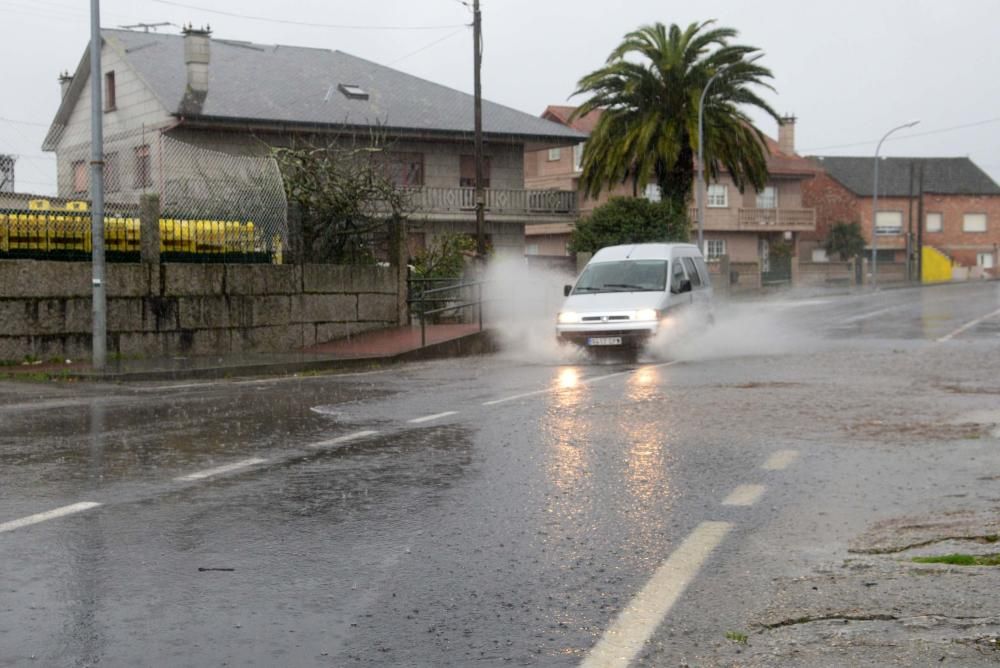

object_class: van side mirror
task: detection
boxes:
[680,279,693,293]
[564,285,572,297]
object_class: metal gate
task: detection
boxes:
[760,238,791,284]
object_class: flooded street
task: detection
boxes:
[3,282,1000,666]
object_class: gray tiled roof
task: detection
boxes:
[810,156,1000,196]
[104,29,584,142]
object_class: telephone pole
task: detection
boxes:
[90,0,107,369]
[472,0,485,257]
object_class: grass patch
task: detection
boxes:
[912,553,1000,566]
[725,631,749,644]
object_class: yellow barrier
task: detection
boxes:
[922,246,952,283]
[0,211,258,256]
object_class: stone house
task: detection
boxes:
[42,27,584,256]
[802,156,1000,275]
[524,106,818,284]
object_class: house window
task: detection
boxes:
[643,183,661,202]
[547,147,561,162]
[104,152,120,193]
[460,155,490,188]
[707,184,728,208]
[811,248,829,263]
[525,243,539,256]
[963,213,987,233]
[104,71,116,111]
[72,160,87,193]
[705,239,726,259]
[977,252,995,269]
[572,143,584,172]
[875,210,903,235]
[382,152,424,186]
[755,185,777,209]
[925,212,942,233]
[134,144,151,188]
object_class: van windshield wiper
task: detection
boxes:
[603,283,651,291]
[573,286,602,292]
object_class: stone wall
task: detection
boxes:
[0,260,402,361]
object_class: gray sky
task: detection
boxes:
[3,0,999,195]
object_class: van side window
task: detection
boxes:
[682,257,702,288]
[693,257,711,287]
[670,259,687,292]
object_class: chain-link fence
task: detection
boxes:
[1,125,287,263]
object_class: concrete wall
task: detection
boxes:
[0,260,401,361]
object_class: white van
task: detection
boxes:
[556,243,713,352]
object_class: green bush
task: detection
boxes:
[412,234,477,279]
[825,221,866,261]
[568,197,689,254]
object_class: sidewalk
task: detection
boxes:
[0,324,493,383]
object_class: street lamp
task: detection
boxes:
[696,67,728,254]
[870,119,919,288]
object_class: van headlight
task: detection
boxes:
[557,311,581,324]
[635,308,660,321]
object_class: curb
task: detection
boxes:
[9,330,499,383]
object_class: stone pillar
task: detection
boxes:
[389,217,409,325]
[139,194,160,264]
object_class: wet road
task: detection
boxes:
[2,282,1000,666]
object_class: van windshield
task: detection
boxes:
[572,260,669,293]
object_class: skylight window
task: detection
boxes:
[338,83,369,100]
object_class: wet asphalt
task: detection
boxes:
[2,282,1000,667]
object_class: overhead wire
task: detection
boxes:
[800,116,1000,153]
[148,0,468,31]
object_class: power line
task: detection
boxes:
[801,116,1000,153]
[149,0,468,31]
[386,27,468,66]
[0,116,51,128]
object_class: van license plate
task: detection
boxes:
[587,336,622,346]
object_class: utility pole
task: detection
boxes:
[906,161,915,282]
[89,0,106,369]
[915,161,925,283]
[472,0,486,257]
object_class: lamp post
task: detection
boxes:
[871,119,919,288]
[696,68,728,254]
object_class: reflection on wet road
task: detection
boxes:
[2,282,1000,666]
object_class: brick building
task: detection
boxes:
[524,106,818,285]
[802,156,1000,275]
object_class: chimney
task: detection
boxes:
[58,71,73,99]
[182,24,211,94]
[777,115,796,154]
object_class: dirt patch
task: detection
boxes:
[849,419,989,442]
[850,508,1000,555]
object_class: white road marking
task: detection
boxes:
[174,457,268,482]
[580,521,733,668]
[836,304,908,325]
[936,307,1000,342]
[408,411,458,424]
[721,484,767,507]
[483,389,550,406]
[309,430,379,449]
[485,361,679,406]
[0,502,102,534]
[762,449,799,471]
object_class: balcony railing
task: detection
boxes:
[737,207,815,230]
[404,187,577,216]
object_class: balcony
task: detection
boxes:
[737,207,815,231]
[404,187,577,220]
[690,207,816,232]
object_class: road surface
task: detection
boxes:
[2,282,1000,666]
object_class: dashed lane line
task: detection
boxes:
[762,449,799,471]
[485,361,680,406]
[0,502,102,534]
[408,411,458,424]
[308,430,379,448]
[721,484,767,507]
[173,457,269,482]
[579,521,733,668]
[482,389,550,406]
[936,306,1000,342]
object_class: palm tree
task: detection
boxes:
[571,21,780,211]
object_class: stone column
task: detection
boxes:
[139,194,160,265]
[389,217,409,325]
